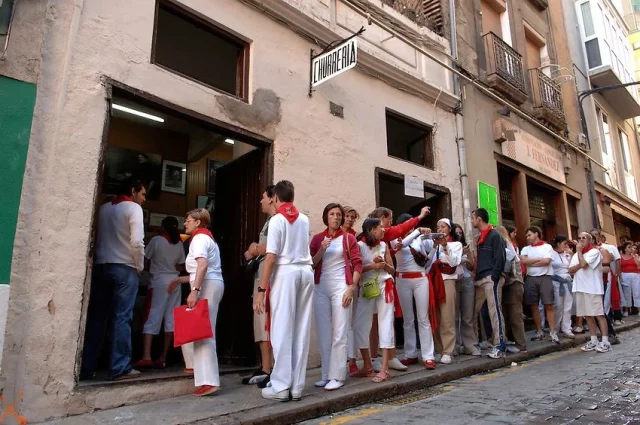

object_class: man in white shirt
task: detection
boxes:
[81,179,146,381]
[520,226,559,343]
[569,232,610,353]
[253,180,314,402]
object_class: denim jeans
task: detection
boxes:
[81,263,139,378]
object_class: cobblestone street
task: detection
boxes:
[302,327,640,425]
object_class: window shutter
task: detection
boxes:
[478,181,499,226]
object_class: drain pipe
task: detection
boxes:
[448,0,473,244]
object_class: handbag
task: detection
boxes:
[173,299,214,347]
[409,246,427,267]
[243,255,265,275]
[436,245,457,275]
[362,245,382,299]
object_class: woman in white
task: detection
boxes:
[134,217,185,370]
[392,214,436,369]
[619,242,640,315]
[310,203,362,391]
[429,218,462,365]
[550,235,575,339]
[352,218,396,382]
[169,208,224,397]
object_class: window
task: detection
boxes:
[619,129,632,172]
[585,39,602,68]
[385,110,434,169]
[581,2,595,37]
[598,108,611,155]
[480,0,504,37]
[152,1,249,99]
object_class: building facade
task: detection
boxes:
[0,0,462,421]
[455,0,595,247]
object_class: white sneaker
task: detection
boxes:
[388,357,408,371]
[596,341,611,353]
[505,346,520,354]
[623,311,629,317]
[550,332,560,344]
[440,354,452,364]
[488,347,506,359]
[573,326,584,334]
[613,320,623,326]
[372,358,382,372]
[324,380,344,391]
[581,341,597,352]
[261,386,290,402]
[562,331,576,339]
[290,392,302,401]
[314,379,330,388]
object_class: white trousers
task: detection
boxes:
[347,288,360,359]
[270,264,314,394]
[182,343,194,369]
[353,279,395,350]
[552,280,573,334]
[621,273,640,308]
[193,279,224,387]
[314,276,351,381]
[396,276,434,361]
[143,275,181,334]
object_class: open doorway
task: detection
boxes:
[80,86,270,383]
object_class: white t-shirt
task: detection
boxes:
[521,243,554,276]
[432,241,463,280]
[95,201,145,271]
[550,250,571,281]
[390,230,428,274]
[186,234,223,282]
[266,213,312,266]
[571,248,604,295]
[600,243,621,274]
[320,235,346,283]
[504,245,516,274]
[359,241,393,283]
[145,236,185,287]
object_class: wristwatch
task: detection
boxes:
[257,286,267,293]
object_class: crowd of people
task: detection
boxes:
[80,178,640,400]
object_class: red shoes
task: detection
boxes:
[132,359,153,369]
[424,360,436,370]
[194,385,219,396]
[400,357,419,366]
[349,363,359,375]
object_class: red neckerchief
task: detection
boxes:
[192,228,214,241]
[581,244,596,254]
[345,228,356,235]
[531,241,545,247]
[478,225,493,246]
[160,232,173,244]
[323,227,345,239]
[360,236,381,246]
[446,236,453,242]
[112,195,133,205]
[277,202,299,224]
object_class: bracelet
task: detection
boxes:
[191,287,201,292]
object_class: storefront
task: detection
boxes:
[594,182,640,246]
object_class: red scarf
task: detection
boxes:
[160,232,173,244]
[323,227,345,239]
[192,228,214,241]
[581,244,596,254]
[446,236,453,242]
[478,225,493,246]
[112,195,133,205]
[531,241,545,247]
[345,228,356,235]
[277,202,299,224]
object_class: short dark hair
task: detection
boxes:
[620,241,633,252]
[118,178,144,197]
[551,234,568,248]
[396,213,413,225]
[322,203,345,226]
[357,218,382,247]
[472,208,489,224]
[369,207,393,219]
[526,226,543,240]
[274,180,295,203]
[505,225,516,235]
[265,185,275,198]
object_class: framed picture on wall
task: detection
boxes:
[161,160,187,194]
[207,159,224,195]
[197,195,215,215]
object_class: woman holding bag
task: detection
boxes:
[310,203,362,391]
[169,208,223,397]
[351,218,396,383]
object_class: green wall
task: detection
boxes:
[0,76,36,285]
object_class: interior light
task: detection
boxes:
[112,103,165,123]
[224,138,235,145]
[181,168,187,172]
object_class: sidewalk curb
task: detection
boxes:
[204,321,640,425]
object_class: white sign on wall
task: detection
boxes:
[501,130,566,184]
[311,38,358,88]
[404,175,424,198]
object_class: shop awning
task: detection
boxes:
[610,203,640,226]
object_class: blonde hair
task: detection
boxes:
[343,206,360,219]
[496,226,512,245]
[186,208,211,228]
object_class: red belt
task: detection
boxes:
[396,272,427,279]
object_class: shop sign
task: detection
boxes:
[501,130,566,184]
[404,175,424,198]
[311,38,358,88]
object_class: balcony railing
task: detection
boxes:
[483,32,527,100]
[529,68,566,129]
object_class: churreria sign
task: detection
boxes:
[311,38,358,88]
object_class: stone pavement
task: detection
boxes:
[303,325,640,425]
[37,316,640,425]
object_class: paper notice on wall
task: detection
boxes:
[404,175,424,198]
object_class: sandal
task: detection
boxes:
[372,371,390,383]
[350,368,375,378]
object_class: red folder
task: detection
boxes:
[173,299,213,347]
